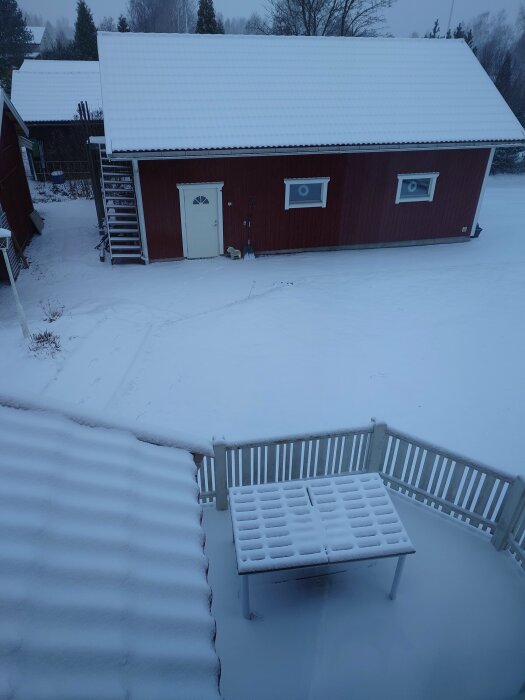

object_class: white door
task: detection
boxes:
[182,186,221,258]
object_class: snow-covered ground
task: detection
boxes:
[204,493,525,700]
[1,175,524,476]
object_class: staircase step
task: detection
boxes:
[108,228,140,234]
[111,253,143,259]
[108,237,141,242]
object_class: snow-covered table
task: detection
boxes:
[229,473,415,618]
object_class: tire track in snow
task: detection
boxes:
[102,322,155,412]
[42,316,153,410]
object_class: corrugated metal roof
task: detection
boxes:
[97,33,525,154]
[0,87,29,137]
[11,61,103,123]
[19,60,99,73]
[0,401,221,700]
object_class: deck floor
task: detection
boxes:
[203,492,525,700]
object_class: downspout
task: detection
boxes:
[132,159,149,264]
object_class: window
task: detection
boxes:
[284,177,330,210]
[193,195,209,205]
[396,173,439,204]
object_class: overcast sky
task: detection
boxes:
[19,0,523,36]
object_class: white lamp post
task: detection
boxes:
[0,228,30,339]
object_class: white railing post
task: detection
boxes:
[365,422,388,472]
[213,440,228,511]
[492,476,525,551]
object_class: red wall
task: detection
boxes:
[0,112,35,278]
[139,148,490,261]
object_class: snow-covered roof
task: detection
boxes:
[97,33,525,155]
[0,399,221,699]
[19,59,98,73]
[27,26,45,45]
[0,87,29,137]
[11,60,103,123]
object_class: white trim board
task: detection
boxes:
[177,182,224,258]
[106,142,523,162]
[133,159,149,264]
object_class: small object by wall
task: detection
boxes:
[226,246,241,260]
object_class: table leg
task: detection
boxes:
[242,575,251,619]
[389,555,407,601]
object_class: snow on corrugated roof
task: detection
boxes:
[11,60,102,122]
[0,401,221,700]
[0,87,29,137]
[19,59,99,73]
[97,33,525,154]
[27,26,45,44]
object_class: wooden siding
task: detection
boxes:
[139,148,491,261]
[0,112,35,280]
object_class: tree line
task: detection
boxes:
[421,9,525,172]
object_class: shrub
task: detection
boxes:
[29,330,61,357]
[41,300,65,323]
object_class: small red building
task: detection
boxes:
[11,60,104,177]
[96,33,525,264]
[0,89,37,281]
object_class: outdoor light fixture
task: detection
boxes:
[0,228,30,339]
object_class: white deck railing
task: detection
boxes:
[196,422,525,573]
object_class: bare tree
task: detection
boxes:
[469,10,514,80]
[260,0,394,37]
[128,0,196,33]
[223,16,247,34]
[245,13,266,34]
[23,12,45,26]
[98,16,116,31]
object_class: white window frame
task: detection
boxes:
[395,172,439,204]
[284,177,330,210]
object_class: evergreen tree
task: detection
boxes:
[73,0,98,60]
[216,15,225,34]
[425,19,441,39]
[117,14,130,32]
[196,0,219,34]
[0,0,32,90]
[453,22,475,49]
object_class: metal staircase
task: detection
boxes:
[98,145,143,263]
[0,210,21,280]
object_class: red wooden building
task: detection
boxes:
[96,33,525,264]
[0,89,37,281]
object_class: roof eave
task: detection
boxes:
[107,139,525,161]
[24,119,104,126]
